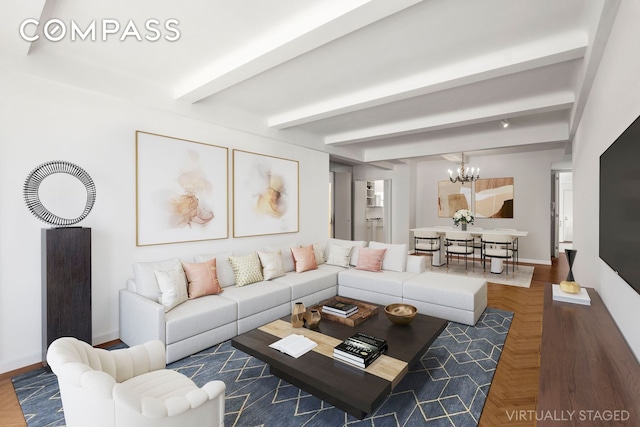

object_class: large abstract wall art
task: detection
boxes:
[475,177,514,218]
[233,149,299,237]
[136,131,228,246]
[438,180,472,218]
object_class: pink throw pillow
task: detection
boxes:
[291,245,318,273]
[182,258,222,299]
[355,247,387,272]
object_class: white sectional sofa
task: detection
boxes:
[120,239,487,364]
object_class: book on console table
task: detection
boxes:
[333,332,387,367]
[269,334,317,358]
[322,301,358,317]
[552,284,591,306]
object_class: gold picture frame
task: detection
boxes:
[233,149,299,237]
[136,131,228,246]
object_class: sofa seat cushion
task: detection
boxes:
[165,295,237,345]
[338,269,417,298]
[403,272,486,312]
[271,268,339,300]
[317,264,349,273]
[220,281,290,319]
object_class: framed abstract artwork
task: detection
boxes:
[438,180,472,218]
[475,177,514,218]
[233,149,299,237]
[136,131,228,246]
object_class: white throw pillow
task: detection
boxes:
[257,250,286,280]
[312,243,326,265]
[194,251,235,287]
[324,238,367,266]
[154,264,188,312]
[132,257,182,300]
[325,245,353,267]
[368,241,408,272]
[265,244,297,272]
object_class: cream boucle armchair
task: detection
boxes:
[46,337,225,427]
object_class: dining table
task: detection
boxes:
[410,226,529,272]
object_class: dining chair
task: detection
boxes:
[494,228,518,268]
[482,233,515,277]
[414,230,441,270]
[467,226,483,256]
[445,231,475,272]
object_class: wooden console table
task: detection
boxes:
[537,284,640,426]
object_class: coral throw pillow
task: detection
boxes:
[356,247,387,272]
[291,245,318,273]
[182,258,222,299]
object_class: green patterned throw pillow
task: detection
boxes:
[229,252,264,287]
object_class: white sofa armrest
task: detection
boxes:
[119,289,166,348]
[406,255,426,274]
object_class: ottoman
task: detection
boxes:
[402,272,487,325]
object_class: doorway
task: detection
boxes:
[551,171,573,257]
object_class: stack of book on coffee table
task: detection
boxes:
[333,332,388,368]
[322,300,358,318]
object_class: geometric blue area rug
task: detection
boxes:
[13,307,512,427]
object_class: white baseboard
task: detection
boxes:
[520,258,551,265]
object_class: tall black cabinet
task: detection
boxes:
[42,227,91,361]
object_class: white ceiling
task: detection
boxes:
[2,0,620,167]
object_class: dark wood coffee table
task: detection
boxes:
[231,300,447,419]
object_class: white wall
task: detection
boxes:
[415,150,566,264]
[353,161,415,246]
[572,0,640,359]
[0,69,330,374]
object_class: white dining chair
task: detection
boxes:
[414,230,441,270]
[445,231,475,272]
[494,228,519,268]
[467,226,483,256]
[482,233,515,277]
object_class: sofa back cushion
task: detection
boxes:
[194,251,235,287]
[133,258,182,300]
[368,241,408,272]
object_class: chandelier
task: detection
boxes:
[447,152,479,183]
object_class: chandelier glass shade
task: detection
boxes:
[447,153,479,183]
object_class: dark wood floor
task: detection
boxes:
[0,257,567,426]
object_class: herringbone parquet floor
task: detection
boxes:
[0,257,567,427]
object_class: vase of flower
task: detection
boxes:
[291,302,305,328]
[453,209,474,230]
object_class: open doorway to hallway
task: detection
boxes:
[552,171,573,257]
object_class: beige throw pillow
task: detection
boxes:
[257,250,286,280]
[325,245,354,267]
[229,252,264,287]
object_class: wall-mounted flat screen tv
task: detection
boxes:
[599,114,640,296]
